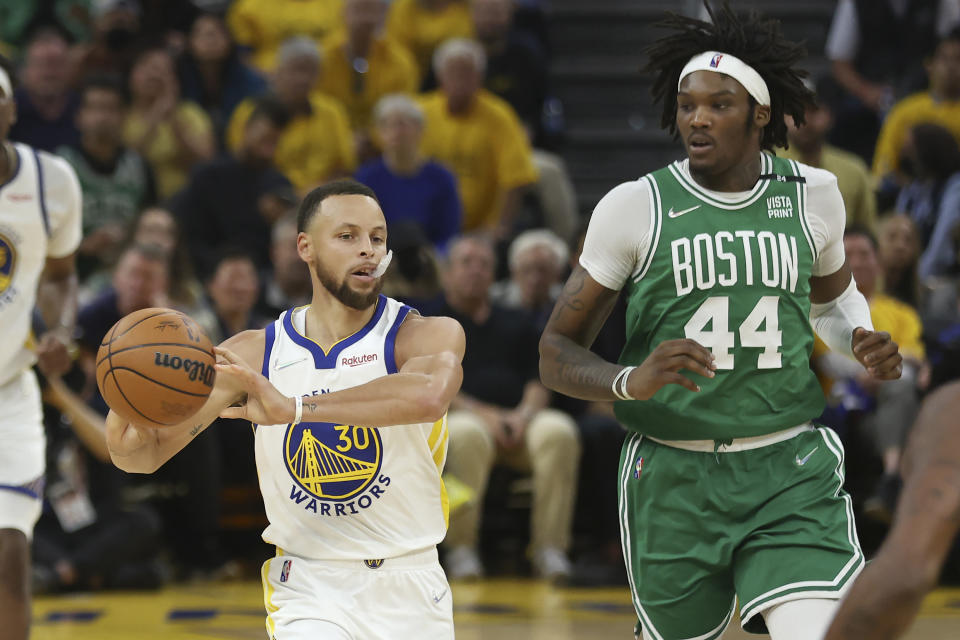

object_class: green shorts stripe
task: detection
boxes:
[619,433,660,638]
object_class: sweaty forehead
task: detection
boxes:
[678,70,749,98]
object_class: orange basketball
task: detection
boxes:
[96,308,217,428]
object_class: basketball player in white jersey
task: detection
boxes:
[105,179,465,639]
[0,56,83,640]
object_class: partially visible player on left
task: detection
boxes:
[0,58,82,640]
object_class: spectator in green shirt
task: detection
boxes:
[57,74,156,280]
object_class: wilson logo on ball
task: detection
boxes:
[154,352,216,386]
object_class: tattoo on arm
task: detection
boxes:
[556,349,618,388]
[556,269,586,315]
[304,401,318,412]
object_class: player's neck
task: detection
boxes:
[304,291,379,347]
[688,152,762,193]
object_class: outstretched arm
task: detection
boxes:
[105,329,261,474]
[217,314,465,426]
[824,382,960,640]
[538,266,715,401]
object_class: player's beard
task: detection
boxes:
[311,258,382,310]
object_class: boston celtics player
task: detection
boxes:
[539,5,902,640]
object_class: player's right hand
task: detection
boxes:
[625,339,716,400]
[215,346,294,425]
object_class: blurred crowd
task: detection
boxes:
[20,0,960,594]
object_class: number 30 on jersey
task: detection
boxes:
[683,296,782,369]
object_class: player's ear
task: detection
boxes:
[754,104,771,129]
[296,231,312,263]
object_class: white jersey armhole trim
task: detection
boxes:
[633,175,662,282]
[788,159,818,262]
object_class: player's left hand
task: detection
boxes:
[215,346,294,424]
[36,331,72,376]
[852,327,902,380]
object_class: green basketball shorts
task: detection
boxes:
[618,426,863,639]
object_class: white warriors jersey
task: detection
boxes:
[0,143,81,384]
[256,295,449,560]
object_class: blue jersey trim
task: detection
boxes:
[255,321,277,433]
[262,321,276,378]
[384,305,412,374]
[31,149,50,237]
[282,295,387,369]
[0,479,43,500]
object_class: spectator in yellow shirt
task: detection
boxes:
[813,226,928,521]
[124,46,215,199]
[873,29,960,182]
[781,79,878,232]
[227,0,344,73]
[318,0,417,152]
[418,38,537,238]
[386,0,473,86]
[227,37,356,193]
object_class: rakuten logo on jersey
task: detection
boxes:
[342,353,378,367]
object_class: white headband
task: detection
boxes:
[678,51,770,107]
[0,67,12,100]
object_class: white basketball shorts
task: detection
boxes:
[0,369,45,538]
[261,546,454,639]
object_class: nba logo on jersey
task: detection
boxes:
[280,559,292,583]
[710,54,723,68]
[634,457,644,479]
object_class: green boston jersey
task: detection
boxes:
[614,153,826,440]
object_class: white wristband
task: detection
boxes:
[293,395,303,425]
[612,366,636,401]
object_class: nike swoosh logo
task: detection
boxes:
[276,356,307,370]
[668,205,701,218]
[432,587,449,603]
[795,446,819,466]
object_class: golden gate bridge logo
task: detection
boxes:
[283,421,382,501]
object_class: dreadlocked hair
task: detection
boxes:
[643,1,813,151]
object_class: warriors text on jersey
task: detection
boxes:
[580,153,848,440]
[0,143,82,382]
[256,296,449,560]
